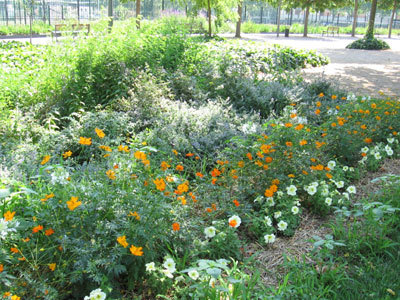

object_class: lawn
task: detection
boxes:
[0,17,399,300]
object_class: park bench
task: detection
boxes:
[51,24,90,41]
[322,26,339,37]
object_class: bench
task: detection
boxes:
[322,26,339,37]
[51,24,90,41]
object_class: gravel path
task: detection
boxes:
[239,33,400,98]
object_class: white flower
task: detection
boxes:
[277,220,288,231]
[286,185,297,196]
[327,161,336,170]
[306,185,317,196]
[188,269,199,280]
[204,226,216,238]
[387,137,395,144]
[162,269,174,278]
[346,185,356,194]
[335,181,344,188]
[361,147,369,153]
[321,188,329,196]
[84,289,106,300]
[145,262,156,272]
[374,152,382,160]
[0,189,10,198]
[311,181,319,187]
[291,206,299,215]
[386,149,394,156]
[343,166,349,171]
[349,167,354,172]
[342,192,350,200]
[264,216,272,226]
[274,211,282,219]
[228,215,241,228]
[163,258,176,273]
[50,166,70,185]
[266,197,275,207]
[0,218,16,240]
[325,197,332,206]
[264,233,276,244]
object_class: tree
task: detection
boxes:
[351,0,358,37]
[379,0,399,38]
[235,1,243,37]
[365,0,377,38]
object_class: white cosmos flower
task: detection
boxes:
[264,233,276,244]
[321,188,329,196]
[311,181,319,187]
[84,289,106,300]
[386,149,394,156]
[163,258,176,273]
[347,186,356,194]
[188,269,199,280]
[162,269,174,278]
[145,262,156,272]
[325,197,332,206]
[335,181,344,188]
[349,167,354,172]
[306,185,317,196]
[291,206,299,215]
[343,166,349,171]
[286,185,297,196]
[387,138,394,144]
[374,152,382,160]
[277,220,288,231]
[361,147,369,153]
[204,226,216,238]
[264,216,272,226]
[266,197,275,207]
[342,192,350,200]
[228,215,241,228]
[274,211,282,219]
[327,161,336,170]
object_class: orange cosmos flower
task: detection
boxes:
[134,151,146,160]
[172,222,180,231]
[341,96,347,100]
[128,211,141,220]
[45,228,55,236]
[246,153,253,160]
[233,199,240,207]
[364,138,372,143]
[272,179,280,185]
[185,153,194,157]
[11,247,19,253]
[79,137,92,146]
[331,123,337,127]
[299,140,307,146]
[265,156,273,163]
[118,145,130,153]
[229,219,237,228]
[117,235,129,248]
[153,178,166,192]
[371,103,377,109]
[264,189,273,197]
[40,155,51,165]
[211,203,217,211]
[41,193,54,202]
[211,168,221,177]
[285,123,293,128]
[176,165,184,172]
[11,295,21,300]
[318,93,324,98]
[95,128,105,139]
[62,150,72,158]
[176,182,189,194]
[326,173,333,179]
[238,161,245,168]
[99,145,112,152]
[288,174,295,178]
[130,245,144,256]
[160,161,170,171]
[67,196,81,211]
[206,207,213,213]
[4,211,15,222]
[295,124,304,130]
[361,152,367,157]
[48,263,56,271]
[172,149,178,155]
[196,172,204,178]
[315,109,321,115]
[106,170,116,180]
[286,141,293,147]
[32,225,43,233]
[211,178,217,185]
[0,264,3,273]
[290,113,297,119]
[331,95,337,100]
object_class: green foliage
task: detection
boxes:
[346,36,390,50]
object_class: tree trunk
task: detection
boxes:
[389,0,397,38]
[108,0,113,31]
[303,6,309,37]
[136,0,141,29]
[235,2,242,38]
[260,6,263,24]
[366,0,377,39]
[276,2,281,37]
[352,0,358,37]
[77,0,80,21]
[207,0,212,37]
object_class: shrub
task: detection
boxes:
[346,37,390,50]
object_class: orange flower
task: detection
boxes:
[211,178,217,185]
[176,165,184,172]
[118,145,130,153]
[48,263,56,271]
[331,123,337,127]
[270,184,278,192]
[233,199,240,207]
[206,207,213,213]
[285,123,293,128]
[361,152,367,157]
[117,235,129,248]
[40,155,51,165]
[172,222,180,231]
[45,228,55,236]
[326,173,333,179]
[160,161,170,171]
[79,137,92,146]
[62,150,72,158]
[185,153,194,157]
[4,211,15,222]
[331,95,337,100]
[129,245,144,256]
[246,153,253,161]
[32,225,43,233]
[95,128,105,139]
[315,109,321,115]
[288,174,295,178]
[265,156,273,163]
[211,168,221,177]
[290,113,297,119]
[272,179,280,185]
[264,189,273,197]
[341,96,347,100]
[106,170,116,180]
[360,124,367,130]
[41,193,55,202]
[11,295,20,300]
[371,103,377,109]
[176,182,189,194]
[211,203,217,211]
[134,151,146,160]
[299,140,307,146]
[302,170,309,175]
[229,219,237,228]
[195,172,204,178]
[128,211,141,220]
[153,178,166,192]
[11,247,19,253]
[316,101,321,107]
[172,149,178,156]
[295,124,304,130]
[99,145,112,152]
[318,93,324,98]
[238,161,245,168]
[364,138,372,143]
[286,141,293,147]
[67,196,81,211]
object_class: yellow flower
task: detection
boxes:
[128,211,140,220]
[48,263,56,271]
[95,128,105,139]
[41,193,54,202]
[4,211,15,222]
[62,150,72,158]
[40,155,51,165]
[67,196,81,211]
[117,235,129,248]
[118,145,129,153]
[106,170,116,180]
[134,151,146,160]
[11,295,21,300]
[130,245,144,256]
[160,161,170,171]
[79,137,92,146]
[99,145,112,152]
[153,178,166,192]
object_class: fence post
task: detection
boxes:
[47,4,50,25]
[5,0,9,26]
[77,0,80,21]
[42,0,46,22]
[24,4,27,24]
[89,0,91,20]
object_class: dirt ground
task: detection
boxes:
[239,33,400,98]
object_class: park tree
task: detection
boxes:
[379,0,399,38]
[365,0,377,38]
